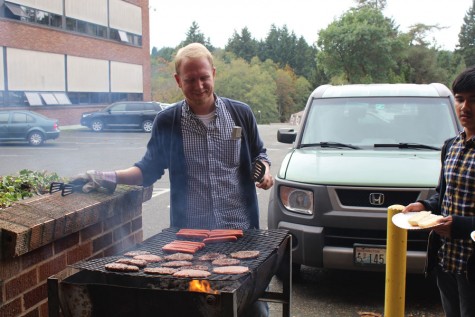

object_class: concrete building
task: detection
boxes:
[0,0,151,124]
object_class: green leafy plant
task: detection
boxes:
[0,169,65,209]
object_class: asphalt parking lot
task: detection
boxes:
[0,125,444,316]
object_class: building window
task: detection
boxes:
[4,2,28,19]
[3,3,141,46]
[25,92,43,106]
[54,93,72,105]
[6,92,28,107]
[118,30,129,43]
[4,2,62,29]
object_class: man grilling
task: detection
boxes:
[76,43,273,316]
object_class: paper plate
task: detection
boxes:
[471,231,475,242]
[391,212,441,230]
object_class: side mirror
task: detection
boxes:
[277,128,297,144]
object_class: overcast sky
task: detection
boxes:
[148,0,473,51]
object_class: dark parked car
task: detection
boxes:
[80,101,164,132]
[0,110,60,146]
[268,83,461,276]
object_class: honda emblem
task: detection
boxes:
[369,193,385,206]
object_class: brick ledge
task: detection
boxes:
[0,185,152,259]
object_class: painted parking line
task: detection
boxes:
[152,188,170,198]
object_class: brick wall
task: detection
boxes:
[0,0,151,98]
[0,185,152,317]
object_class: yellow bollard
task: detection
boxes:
[384,204,407,317]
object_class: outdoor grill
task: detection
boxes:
[48,228,292,317]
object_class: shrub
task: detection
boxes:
[0,169,65,209]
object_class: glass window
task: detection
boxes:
[36,10,50,25]
[41,93,59,105]
[0,113,9,124]
[118,30,129,42]
[302,97,458,147]
[66,17,76,31]
[4,2,28,19]
[85,22,96,36]
[54,93,72,105]
[110,103,126,111]
[26,113,35,123]
[96,25,107,38]
[22,6,35,23]
[110,29,120,42]
[12,112,27,123]
[25,92,43,106]
[76,20,87,34]
[50,13,62,28]
[7,92,28,106]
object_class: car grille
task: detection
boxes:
[324,227,428,251]
[336,189,420,208]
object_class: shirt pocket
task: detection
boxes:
[216,137,241,167]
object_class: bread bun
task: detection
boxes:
[408,211,431,226]
[418,214,443,228]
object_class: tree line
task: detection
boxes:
[150,0,475,123]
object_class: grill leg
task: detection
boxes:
[221,292,238,317]
[258,234,292,317]
[47,277,60,317]
[281,235,292,317]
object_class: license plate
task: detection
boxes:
[353,244,386,266]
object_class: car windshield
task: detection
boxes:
[300,97,459,148]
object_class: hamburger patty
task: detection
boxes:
[124,250,151,257]
[230,250,260,259]
[177,265,209,271]
[161,260,193,267]
[164,253,194,261]
[212,258,240,266]
[198,252,226,261]
[105,262,140,272]
[133,254,163,263]
[116,258,148,268]
[173,269,211,278]
[143,267,178,275]
[212,266,249,275]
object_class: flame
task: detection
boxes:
[189,279,219,294]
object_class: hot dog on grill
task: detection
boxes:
[175,232,209,240]
[162,245,197,254]
[203,236,238,244]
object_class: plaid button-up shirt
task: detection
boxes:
[439,133,475,273]
[181,97,258,229]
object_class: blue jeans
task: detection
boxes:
[436,266,475,317]
[241,300,269,317]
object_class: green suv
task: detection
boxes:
[268,83,461,275]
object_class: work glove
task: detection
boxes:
[70,170,117,194]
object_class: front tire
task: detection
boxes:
[91,119,104,132]
[142,120,154,132]
[28,131,45,146]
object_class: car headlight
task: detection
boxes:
[279,186,314,215]
[82,114,92,118]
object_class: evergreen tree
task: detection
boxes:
[180,21,215,51]
[225,27,258,62]
[457,2,475,67]
[151,46,159,57]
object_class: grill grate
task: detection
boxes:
[72,228,288,282]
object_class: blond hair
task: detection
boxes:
[174,43,214,74]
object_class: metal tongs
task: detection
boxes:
[49,179,87,196]
[251,160,266,183]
